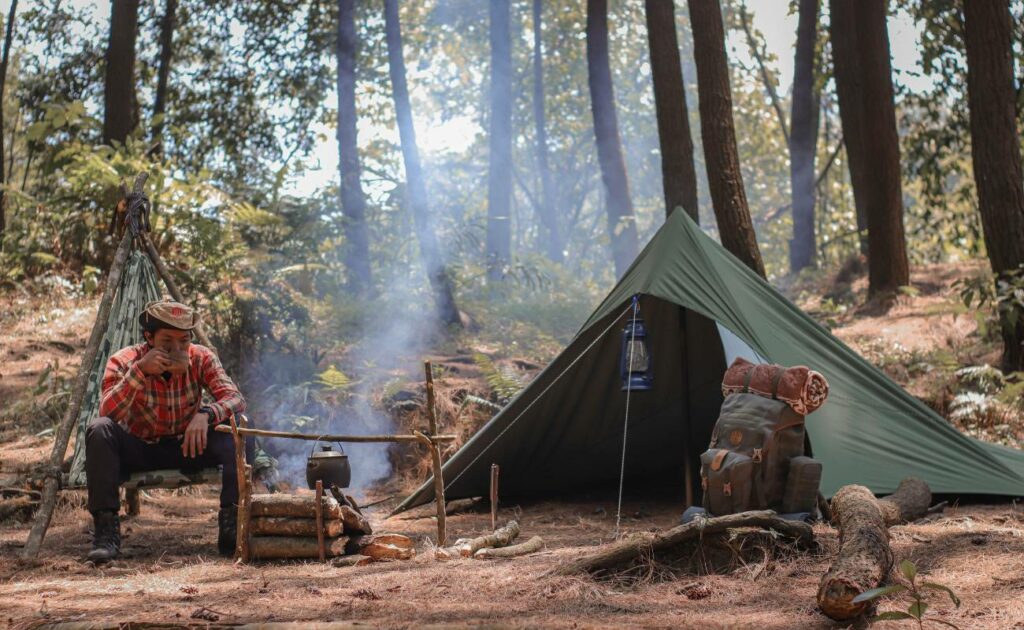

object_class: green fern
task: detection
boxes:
[949,391,1001,425]
[955,365,1006,393]
[315,365,352,392]
[473,353,524,404]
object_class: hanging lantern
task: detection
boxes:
[620,302,653,391]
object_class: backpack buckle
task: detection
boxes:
[723,482,732,497]
[752,448,763,463]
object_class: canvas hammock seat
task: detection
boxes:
[65,250,222,514]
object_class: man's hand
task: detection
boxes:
[182,412,209,458]
[138,348,172,376]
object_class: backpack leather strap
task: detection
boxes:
[770,366,785,399]
[742,367,754,393]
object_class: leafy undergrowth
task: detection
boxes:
[790,257,1024,452]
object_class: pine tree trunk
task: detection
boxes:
[829,0,909,295]
[337,0,372,296]
[686,0,765,278]
[532,0,562,262]
[486,0,513,281]
[963,1,1024,371]
[0,0,17,249]
[644,0,699,222]
[788,0,819,273]
[586,0,640,278]
[103,0,141,146]
[151,0,176,157]
[383,0,462,328]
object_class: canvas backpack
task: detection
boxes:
[700,391,818,516]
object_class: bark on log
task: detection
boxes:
[346,534,416,560]
[817,485,892,620]
[474,535,544,559]
[551,510,814,576]
[250,535,349,560]
[877,477,931,526]
[250,516,343,538]
[817,479,932,620]
[340,505,373,535]
[331,554,373,568]
[437,520,520,559]
[250,494,342,519]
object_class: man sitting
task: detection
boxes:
[86,299,247,562]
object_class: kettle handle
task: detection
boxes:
[309,435,346,458]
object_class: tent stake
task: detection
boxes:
[22,209,138,558]
[490,464,500,531]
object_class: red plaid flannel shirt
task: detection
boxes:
[99,342,246,440]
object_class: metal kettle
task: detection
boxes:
[306,441,351,490]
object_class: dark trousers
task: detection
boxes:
[86,416,250,513]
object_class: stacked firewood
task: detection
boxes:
[247,493,414,563]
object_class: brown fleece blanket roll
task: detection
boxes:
[721,357,829,415]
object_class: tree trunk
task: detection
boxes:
[789,0,819,273]
[0,0,17,249]
[686,0,766,278]
[532,0,562,261]
[383,0,462,328]
[644,0,699,222]
[103,0,141,146]
[586,0,640,278]
[486,0,513,281]
[963,0,1024,371]
[337,0,372,296]
[151,0,176,157]
[829,0,909,295]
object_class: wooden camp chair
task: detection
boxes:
[120,413,252,516]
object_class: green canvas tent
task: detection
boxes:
[395,210,1024,513]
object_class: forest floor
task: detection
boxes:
[2,262,1024,629]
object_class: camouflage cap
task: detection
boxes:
[138,299,199,331]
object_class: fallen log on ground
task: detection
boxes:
[817,479,932,621]
[876,478,932,526]
[346,534,416,560]
[474,535,544,559]
[250,535,349,560]
[436,520,520,560]
[250,494,342,519]
[250,516,343,538]
[551,510,814,576]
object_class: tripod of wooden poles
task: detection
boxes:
[21,172,217,559]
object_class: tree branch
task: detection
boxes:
[739,4,790,146]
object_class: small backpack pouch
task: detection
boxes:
[781,456,822,514]
[700,448,753,516]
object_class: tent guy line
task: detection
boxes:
[615,295,642,537]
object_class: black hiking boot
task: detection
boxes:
[87,510,121,563]
[218,507,237,557]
